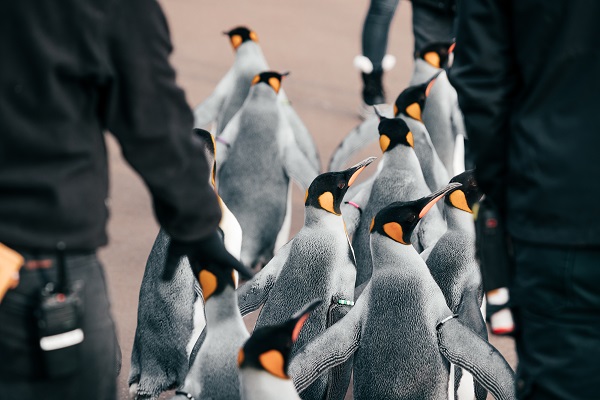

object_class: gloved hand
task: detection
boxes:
[162,230,254,281]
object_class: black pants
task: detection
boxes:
[511,241,600,400]
[0,252,117,400]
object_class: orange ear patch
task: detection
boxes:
[424,51,441,68]
[406,131,414,148]
[199,270,218,300]
[406,103,422,121]
[251,74,260,85]
[369,218,375,232]
[393,104,399,117]
[379,134,391,153]
[259,350,287,379]
[231,35,242,49]
[383,222,408,244]
[304,190,309,204]
[268,77,281,93]
[449,190,472,213]
[249,31,259,42]
[348,166,366,187]
[318,192,339,215]
[238,349,245,367]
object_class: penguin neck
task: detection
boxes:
[382,145,419,168]
[443,204,474,233]
[204,286,244,327]
[240,367,300,400]
[370,233,423,275]
[248,85,278,103]
[304,206,344,230]
[236,41,265,60]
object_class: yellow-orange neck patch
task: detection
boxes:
[199,270,218,300]
[383,222,408,244]
[449,190,472,213]
[268,77,281,93]
[406,131,414,148]
[424,51,441,68]
[406,103,422,121]
[259,350,287,379]
[231,35,242,50]
[318,192,339,215]
[379,134,391,153]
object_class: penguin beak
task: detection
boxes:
[345,157,376,187]
[289,299,322,342]
[418,182,462,218]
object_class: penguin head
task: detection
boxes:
[414,41,454,69]
[238,300,321,378]
[375,113,414,152]
[393,82,428,121]
[223,26,258,50]
[305,157,376,215]
[444,169,483,214]
[197,260,237,302]
[251,71,289,94]
[370,182,461,244]
[192,128,217,187]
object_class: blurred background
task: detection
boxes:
[99,0,515,398]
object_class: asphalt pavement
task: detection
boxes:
[99,0,516,398]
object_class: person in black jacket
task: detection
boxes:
[450,1,600,399]
[0,1,249,399]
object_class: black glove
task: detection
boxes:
[162,230,254,281]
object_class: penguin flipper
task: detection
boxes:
[193,67,236,129]
[236,240,293,316]
[328,116,379,172]
[437,317,515,400]
[290,284,368,394]
[278,90,321,173]
[280,123,319,190]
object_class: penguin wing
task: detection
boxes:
[214,110,243,174]
[437,317,515,400]
[278,90,321,173]
[289,284,368,394]
[328,116,380,172]
[219,198,243,260]
[342,176,375,238]
[236,240,294,316]
[193,67,236,129]
[279,120,319,190]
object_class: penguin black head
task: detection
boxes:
[393,82,428,121]
[370,182,461,244]
[444,169,482,214]
[305,157,376,215]
[251,71,289,94]
[223,26,258,50]
[238,300,321,378]
[193,128,217,186]
[375,113,414,152]
[197,259,237,302]
[414,41,454,69]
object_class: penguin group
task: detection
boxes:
[128,30,516,400]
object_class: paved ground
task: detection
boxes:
[99,0,516,398]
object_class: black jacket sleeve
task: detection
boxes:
[448,0,518,214]
[104,0,221,242]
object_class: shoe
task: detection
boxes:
[354,54,396,120]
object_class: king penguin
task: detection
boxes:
[237,157,375,400]
[193,26,320,172]
[421,69,467,177]
[238,300,321,400]
[347,116,447,286]
[424,170,487,400]
[217,71,318,270]
[170,258,249,400]
[409,41,453,86]
[289,186,516,400]
[329,83,448,197]
[128,129,242,400]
